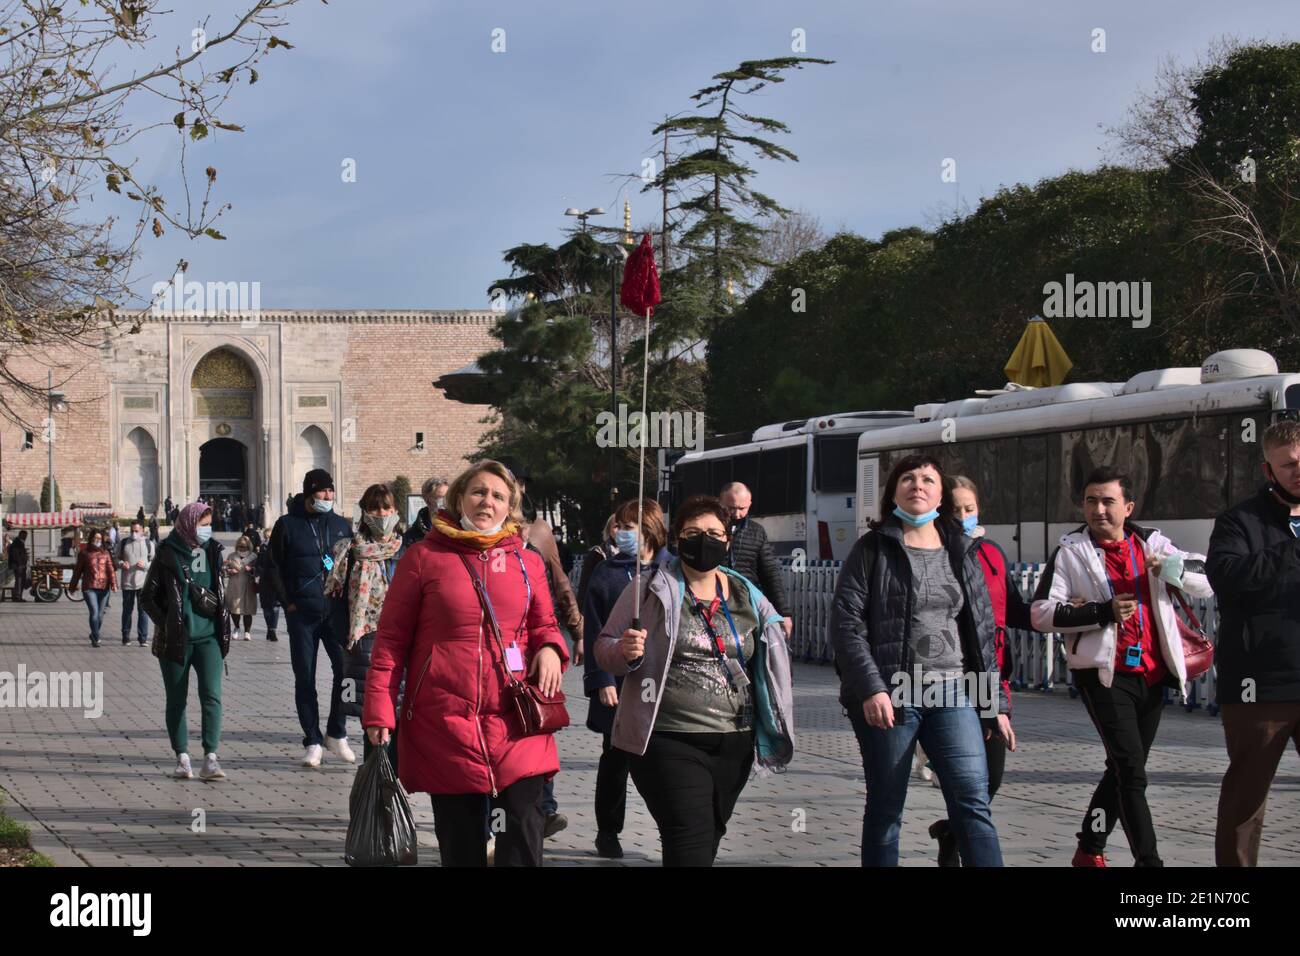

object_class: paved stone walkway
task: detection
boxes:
[1,597,1296,866]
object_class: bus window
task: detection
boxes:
[677,460,711,501]
[1231,414,1263,505]
[710,457,734,495]
[732,452,760,498]
[814,436,857,493]
[975,438,1017,524]
[750,445,805,516]
[1135,417,1230,519]
[1019,436,1047,522]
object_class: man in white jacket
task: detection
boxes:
[116,520,155,646]
[1031,468,1212,868]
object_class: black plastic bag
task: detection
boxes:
[344,742,418,867]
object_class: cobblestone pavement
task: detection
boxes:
[1,597,1296,866]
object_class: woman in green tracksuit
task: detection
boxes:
[142,502,232,782]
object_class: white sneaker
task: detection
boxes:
[199,753,226,781]
[173,753,193,779]
[325,735,356,764]
[302,744,323,768]
[243,632,252,641]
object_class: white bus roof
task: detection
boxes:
[857,373,1300,453]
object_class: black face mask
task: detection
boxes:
[677,533,728,573]
[1266,464,1300,505]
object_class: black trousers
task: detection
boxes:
[1073,669,1165,866]
[430,774,546,867]
[595,729,630,835]
[628,729,754,867]
[935,733,1007,867]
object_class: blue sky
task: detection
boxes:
[119,0,1295,309]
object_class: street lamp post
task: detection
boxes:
[46,371,67,554]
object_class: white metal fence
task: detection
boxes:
[779,557,1221,715]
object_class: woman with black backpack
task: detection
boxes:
[324,483,405,767]
[141,502,231,782]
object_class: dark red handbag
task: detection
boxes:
[459,555,569,737]
[1168,585,1214,680]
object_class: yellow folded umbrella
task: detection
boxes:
[1004,316,1072,387]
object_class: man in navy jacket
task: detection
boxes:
[268,469,353,768]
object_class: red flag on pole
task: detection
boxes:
[620,233,661,316]
[618,233,661,630]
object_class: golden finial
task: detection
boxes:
[623,200,633,245]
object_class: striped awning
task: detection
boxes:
[74,508,115,520]
[2,511,83,529]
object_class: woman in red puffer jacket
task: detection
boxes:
[363,460,569,867]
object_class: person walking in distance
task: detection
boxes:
[223,535,258,641]
[402,476,450,549]
[141,502,231,782]
[719,482,793,638]
[70,528,117,648]
[117,520,154,646]
[927,476,1030,865]
[1207,420,1300,866]
[1031,468,1212,867]
[324,483,406,767]
[7,530,29,603]
[255,528,280,642]
[582,500,671,858]
[267,469,355,767]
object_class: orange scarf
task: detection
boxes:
[430,511,520,551]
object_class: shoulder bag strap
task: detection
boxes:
[458,554,523,689]
[1167,583,1205,634]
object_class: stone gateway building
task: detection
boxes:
[0,311,499,523]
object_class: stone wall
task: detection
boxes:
[0,313,498,518]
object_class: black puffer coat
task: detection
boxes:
[827,515,1006,717]
[727,516,791,616]
[140,537,232,665]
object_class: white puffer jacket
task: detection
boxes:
[1030,524,1213,693]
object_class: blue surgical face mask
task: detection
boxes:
[613,529,639,557]
[892,505,939,527]
[311,498,334,514]
[961,514,979,534]
[195,525,213,543]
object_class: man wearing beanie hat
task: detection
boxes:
[267,468,355,767]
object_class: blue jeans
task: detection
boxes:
[848,681,1003,867]
[286,609,347,748]
[120,588,149,643]
[84,588,109,643]
[262,602,280,632]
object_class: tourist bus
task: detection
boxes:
[854,349,1300,563]
[667,410,913,560]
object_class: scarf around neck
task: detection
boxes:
[430,509,519,551]
[324,532,404,648]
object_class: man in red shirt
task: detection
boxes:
[1031,467,1213,867]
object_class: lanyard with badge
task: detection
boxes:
[685,575,750,691]
[1098,535,1147,667]
[307,519,334,575]
[465,550,532,674]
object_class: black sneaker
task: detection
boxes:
[267,630,278,642]
[595,832,624,859]
[543,813,568,839]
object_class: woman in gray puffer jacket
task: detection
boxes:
[828,453,1008,868]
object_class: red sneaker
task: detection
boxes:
[1071,848,1107,867]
